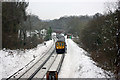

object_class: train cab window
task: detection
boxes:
[56,43,58,46]
[59,43,61,46]
[62,43,64,46]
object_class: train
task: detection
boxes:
[55,36,66,53]
[67,33,72,39]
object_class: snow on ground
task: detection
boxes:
[0,40,53,79]
[59,39,112,78]
[0,38,113,79]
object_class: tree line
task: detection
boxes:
[2,1,44,49]
[79,1,120,79]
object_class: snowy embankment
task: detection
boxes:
[59,39,113,78]
[0,40,53,79]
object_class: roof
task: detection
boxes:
[57,36,65,42]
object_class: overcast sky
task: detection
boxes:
[27,0,117,20]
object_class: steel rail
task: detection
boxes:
[7,42,54,80]
[18,45,55,79]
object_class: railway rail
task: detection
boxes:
[7,41,65,80]
[7,42,55,79]
[46,53,65,80]
[32,51,58,79]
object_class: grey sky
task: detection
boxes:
[27,0,117,20]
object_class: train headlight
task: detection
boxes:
[57,47,59,49]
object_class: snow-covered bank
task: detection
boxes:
[0,40,53,79]
[59,39,113,78]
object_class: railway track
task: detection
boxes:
[32,51,58,79]
[7,41,65,80]
[18,49,55,79]
[7,42,55,79]
[33,53,64,79]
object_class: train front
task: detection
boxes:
[55,36,66,53]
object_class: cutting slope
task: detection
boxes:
[59,39,112,78]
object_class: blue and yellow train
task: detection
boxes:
[55,36,66,53]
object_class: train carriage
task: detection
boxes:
[55,36,66,53]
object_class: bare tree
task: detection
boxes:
[115,0,120,80]
[104,1,118,14]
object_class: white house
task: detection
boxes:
[40,29,47,39]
